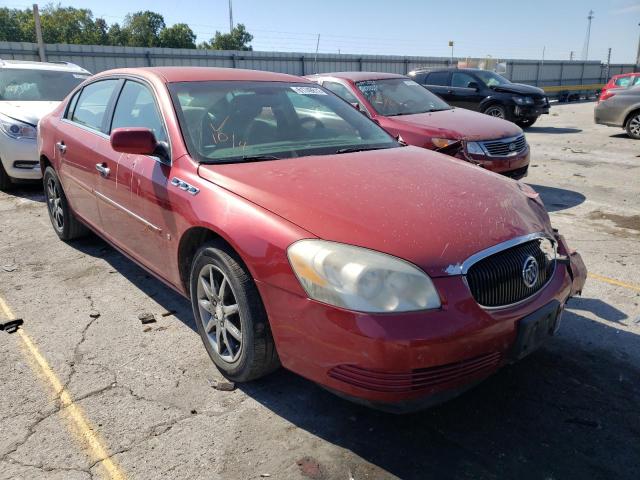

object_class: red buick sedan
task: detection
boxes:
[307,72,530,179]
[38,67,587,412]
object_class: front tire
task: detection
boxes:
[0,160,13,191]
[190,241,279,382]
[626,112,640,139]
[516,117,537,128]
[483,104,510,121]
[43,166,88,240]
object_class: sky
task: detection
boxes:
[5,0,640,63]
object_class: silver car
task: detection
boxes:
[594,85,640,139]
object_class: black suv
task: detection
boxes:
[408,68,549,128]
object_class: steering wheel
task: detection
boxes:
[300,116,326,131]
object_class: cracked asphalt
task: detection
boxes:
[1,102,639,480]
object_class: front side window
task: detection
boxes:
[72,80,119,132]
[474,71,511,87]
[355,78,451,116]
[168,81,397,163]
[451,72,478,89]
[111,81,168,143]
[0,68,89,101]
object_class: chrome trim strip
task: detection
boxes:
[60,118,110,139]
[94,191,162,233]
[446,232,554,276]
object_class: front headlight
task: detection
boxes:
[287,240,441,313]
[0,113,37,140]
[431,137,457,149]
[513,96,534,105]
[466,141,486,156]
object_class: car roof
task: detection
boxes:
[0,59,90,73]
[93,67,310,84]
[307,71,406,82]
[410,67,483,74]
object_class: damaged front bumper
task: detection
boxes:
[555,230,587,296]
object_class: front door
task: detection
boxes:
[449,72,485,110]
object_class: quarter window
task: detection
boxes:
[65,89,81,119]
[71,80,119,132]
[111,81,168,143]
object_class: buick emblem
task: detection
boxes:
[522,256,539,288]
[508,142,517,152]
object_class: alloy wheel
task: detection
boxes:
[629,115,640,137]
[46,177,64,230]
[196,264,243,363]
[485,106,505,118]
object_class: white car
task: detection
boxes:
[0,60,91,190]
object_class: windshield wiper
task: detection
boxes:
[202,154,281,164]
[334,146,392,154]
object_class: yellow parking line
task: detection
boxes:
[588,273,640,293]
[0,294,127,480]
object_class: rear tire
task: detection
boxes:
[0,160,13,191]
[516,117,537,128]
[190,240,279,382]
[625,111,640,140]
[43,166,88,241]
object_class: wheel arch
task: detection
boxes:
[623,107,640,128]
[40,154,52,175]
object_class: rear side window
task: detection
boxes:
[111,81,168,143]
[72,80,119,132]
[614,76,634,87]
[425,72,449,86]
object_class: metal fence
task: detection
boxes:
[0,41,636,87]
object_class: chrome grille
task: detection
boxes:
[466,238,556,308]
[481,135,527,157]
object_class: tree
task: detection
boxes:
[121,10,165,47]
[159,23,196,49]
[0,7,35,42]
[39,6,105,45]
[106,23,128,46]
[200,24,253,51]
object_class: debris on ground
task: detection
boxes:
[209,379,236,391]
[89,310,101,319]
[143,326,152,333]
[0,318,24,333]
[138,312,156,324]
[1,264,17,272]
[297,456,322,479]
[161,310,177,317]
[260,474,271,478]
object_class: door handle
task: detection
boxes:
[95,163,110,178]
[55,141,66,153]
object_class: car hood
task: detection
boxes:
[198,147,552,277]
[386,108,522,141]
[490,83,546,96]
[0,101,60,126]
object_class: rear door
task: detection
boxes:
[420,71,452,103]
[449,72,485,110]
[56,79,121,230]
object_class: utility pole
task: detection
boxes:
[314,34,320,73]
[569,51,575,61]
[448,40,454,66]
[636,23,640,70]
[582,10,594,60]
[228,0,234,33]
[605,47,611,82]
[33,4,46,62]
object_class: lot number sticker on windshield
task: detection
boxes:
[291,86,327,95]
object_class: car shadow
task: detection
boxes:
[238,307,640,480]
[609,133,633,140]
[70,235,196,332]
[526,126,582,134]
[5,183,45,203]
[566,296,627,324]
[63,236,640,478]
[527,184,586,212]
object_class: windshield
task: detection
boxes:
[474,71,511,87]
[355,78,450,116]
[0,69,89,101]
[169,81,398,163]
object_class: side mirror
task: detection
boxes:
[467,81,480,91]
[110,128,158,156]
